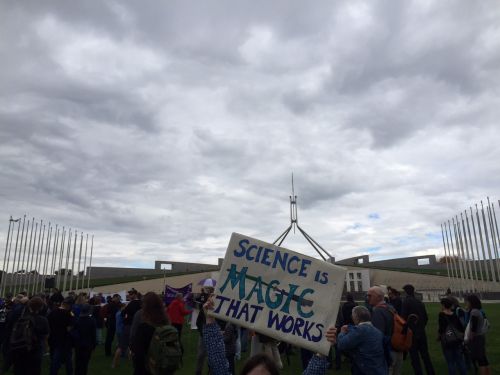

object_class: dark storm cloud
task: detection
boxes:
[1,1,500,267]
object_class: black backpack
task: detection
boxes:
[10,308,36,352]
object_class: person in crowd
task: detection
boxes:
[73,293,88,318]
[73,304,97,375]
[112,301,127,368]
[122,289,142,356]
[388,288,402,315]
[402,284,435,375]
[367,286,401,374]
[166,292,190,356]
[103,294,120,357]
[8,296,49,375]
[49,288,64,309]
[48,296,75,375]
[202,295,335,375]
[1,294,25,373]
[195,287,212,375]
[336,305,387,375]
[90,296,104,345]
[130,292,172,375]
[342,293,358,326]
[438,297,466,375]
[219,320,238,375]
[464,294,490,375]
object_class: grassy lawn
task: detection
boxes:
[36,303,499,374]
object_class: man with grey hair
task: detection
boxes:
[367,286,402,375]
[336,305,387,374]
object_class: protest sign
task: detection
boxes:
[210,233,346,356]
[164,283,192,306]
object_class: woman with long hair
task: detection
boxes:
[438,297,466,375]
[130,292,176,375]
[464,295,490,375]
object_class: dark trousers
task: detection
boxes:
[442,345,466,375]
[12,349,42,375]
[75,346,92,375]
[173,323,184,357]
[226,354,235,375]
[105,325,116,356]
[409,333,435,375]
[50,345,73,375]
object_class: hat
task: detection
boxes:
[403,284,415,295]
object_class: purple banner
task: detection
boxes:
[164,283,193,306]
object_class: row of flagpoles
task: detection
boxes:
[1,215,94,297]
[441,198,500,295]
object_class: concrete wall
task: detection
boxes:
[87,267,162,279]
[337,254,447,271]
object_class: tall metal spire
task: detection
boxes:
[273,174,334,261]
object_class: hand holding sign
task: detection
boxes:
[210,233,346,356]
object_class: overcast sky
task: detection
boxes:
[1,1,500,269]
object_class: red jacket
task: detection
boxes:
[167,299,190,325]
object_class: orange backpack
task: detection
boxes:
[389,309,413,352]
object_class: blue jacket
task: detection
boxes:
[337,322,387,375]
[203,322,328,375]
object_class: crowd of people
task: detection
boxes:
[0,284,492,375]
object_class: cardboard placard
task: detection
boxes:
[210,233,346,355]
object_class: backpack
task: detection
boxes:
[10,308,36,352]
[440,317,464,346]
[380,305,413,352]
[147,325,182,375]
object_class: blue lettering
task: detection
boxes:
[246,245,258,261]
[265,280,283,309]
[297,288,315,318]
[298,259,311,277]
[287,256,299,274]
[219,264,247,299]
[261,248,274,266]
[236,302,249,321]
[245,276,264,304]
[293,317,305,337]
[255,246,263,262]
[227,299,241,318]
[272,250,288,271]
[250,304,263,323]
[303,319,314,340]
[312,324,324,342]
[233,239,249,257]
[214,295,230,314]
[280,284,299,314]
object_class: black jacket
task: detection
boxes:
[401,295,428,338]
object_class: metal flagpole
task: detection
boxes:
[69,230,77,292]
[75,232,83,292]
[50,226,59,280]
[480,201,497,283]
[8,218,22,295]
[460,213,476,292]
[491,200,500,281]
[448,220,464,295]
[21,218,35,293]
[452,218,467,294]
[63,229,72,293]
[1,217,14,296]
[86,235,94,292]
[57,229,66,290]
[35,224,48,294]
[81,234,89,291]
[464,210,483,290]
[456,216,473,292]
[486,203,500,282]
[12,216,27,295]
[14,218,30,294]
[469,207,486,291]
[444,222,458,287]
[27,222,39,295]
[40,225,52,293]
[487,198,500,281]
[31,223,45,296]
[475,205,490,287]
[441,223,452,287]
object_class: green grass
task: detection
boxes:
[35,303,499,374]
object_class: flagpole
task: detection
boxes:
[487,198,500,282]
[0,217,13,296]
[444,222,458,287]
[27,222,40,295]
[86,235,94,293]
[480,202,497,283]
[56,229,66,290]
[69,230,77,292]
[448,220,464,295]
[40,225,52,293]
[75,232,83,292]
[460,213,475,292]
[21,218,35,293]
[441,223,452,287]
[81,234,88,291]
[8,218,22,295]
[63,230,72,293]
[466,210,484,292]
[14,218,30,295]
[50,226,59,283]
